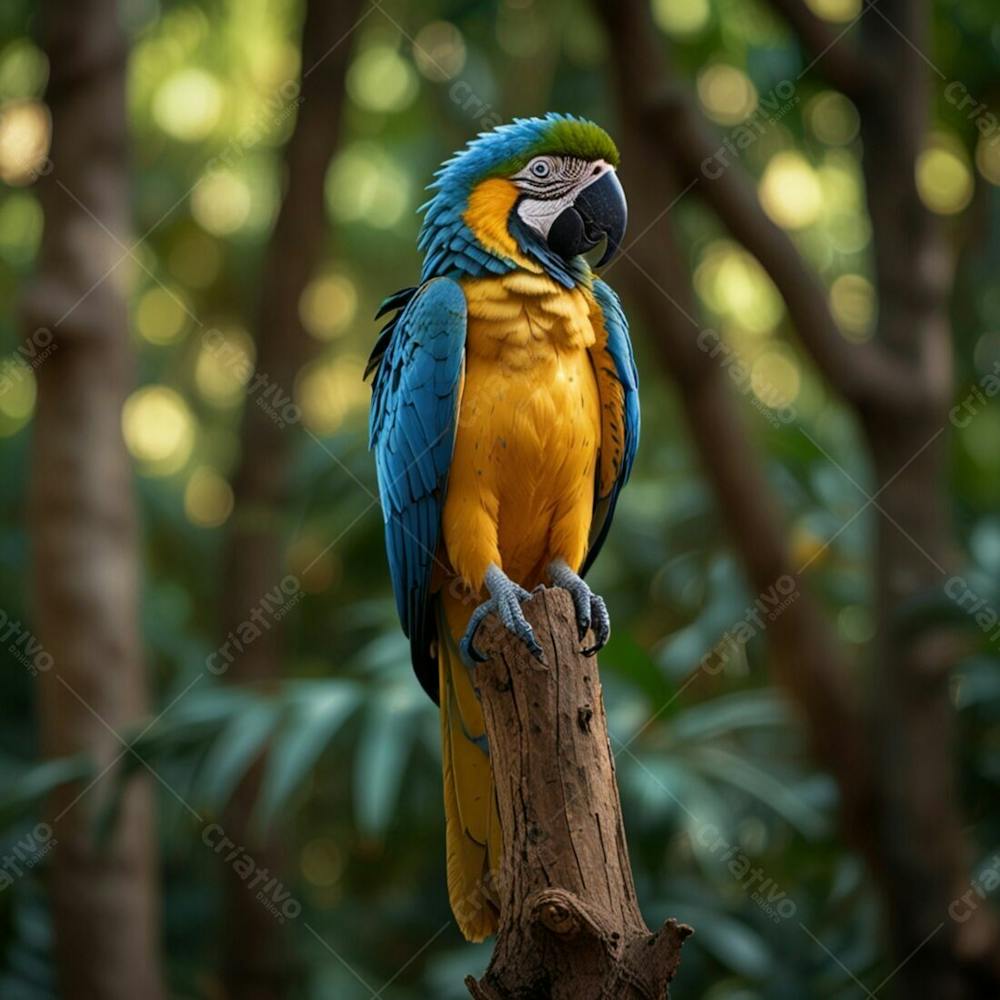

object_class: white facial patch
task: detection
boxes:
[515,192,577,238]
[513,158,614,239]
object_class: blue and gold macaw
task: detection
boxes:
[366,115,639,940]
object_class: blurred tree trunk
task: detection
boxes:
[218,2,363,997]
[856,5,998,995]
[596,1,1000,996]
[20,1,164,998]
[594,0,872,851]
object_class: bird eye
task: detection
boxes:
[530,159,551,178]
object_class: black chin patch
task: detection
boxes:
[547,207,598,260]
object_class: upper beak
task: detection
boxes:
[546,169,628,269]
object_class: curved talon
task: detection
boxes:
[548,560,611,656]
[460,602,494,663]
[581,593,610,656]
[460,565,543,665]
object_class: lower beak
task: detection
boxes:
[546,169,628,269]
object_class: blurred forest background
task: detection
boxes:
[1,0,999,998]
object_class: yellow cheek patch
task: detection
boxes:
[463,178,540,273]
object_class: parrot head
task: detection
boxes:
[418,114,626,286]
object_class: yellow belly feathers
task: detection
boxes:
[441,270,601,594]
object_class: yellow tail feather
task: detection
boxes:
[438,595,501,941]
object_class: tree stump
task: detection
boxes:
[465,587,691,999]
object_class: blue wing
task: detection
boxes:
[368,277,467,702]
[583,278,640,576]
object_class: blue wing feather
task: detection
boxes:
[369,277,466,701]
[582,278,640,576]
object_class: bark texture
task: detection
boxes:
[465,588,691,1000]
[20,1,164,997]
[218,1,363,997]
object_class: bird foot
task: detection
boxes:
[460,564,544,664]
[548,560,610,656]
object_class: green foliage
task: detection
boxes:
[0,0,998,997]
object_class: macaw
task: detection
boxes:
[366,114,639,941]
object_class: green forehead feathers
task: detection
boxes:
[532,118,620,166]
[495,119,620,176]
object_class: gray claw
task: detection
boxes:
[549,560,611,656]
[460,602,493,663]
[582,594,610,656]
[460,565,542,664]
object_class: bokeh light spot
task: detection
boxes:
[195,326,255,407]
[790,521,830,569]
[295,356,368,435]
[817,156,861,210]
[916,144,973,215]
[122,385,195,475]
[804,0,861,21]
[832,217,871,256]
[806,91,860,145]
[412,22,466,82]
[0,100,50,186]
[153,68,224,142]
[0,40,49,99]
[191,169,252,235]
[326,143,410,229]
[0,192,43,264]
[830,274,875,340]
[135,286,190,344]
[0,358,36,436]
[975,136,1000,187]
[751,350,801,410]
[697,64,758,126]
[347,45,418,114]
[759,151,823,230]
[299,272,358,341]
[651,0,710,37]
[694,241,784,334]
[184,466,234,527]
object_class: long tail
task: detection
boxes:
[437,591,502,941]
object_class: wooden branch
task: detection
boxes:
[765,0,877,98]
[651,97,917,412]
[465,588,691,1000]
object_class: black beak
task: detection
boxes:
[546,169,627,268]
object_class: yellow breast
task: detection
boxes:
[462,271,596,370]
[442,272,602,586]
